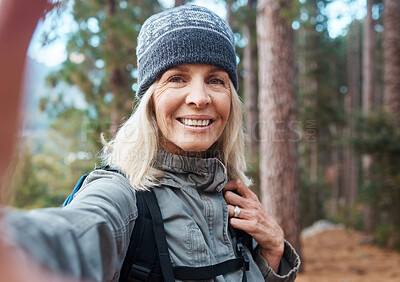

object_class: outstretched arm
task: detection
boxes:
[0,0,51,181]
[0,1,62,280]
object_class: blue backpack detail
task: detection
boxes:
[62,174,89,207]
[63,167,251,282]
[63,166,122,207]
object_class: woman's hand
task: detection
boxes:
[223,179,284,273]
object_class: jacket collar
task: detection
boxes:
[154,149,228,193]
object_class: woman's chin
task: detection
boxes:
[162,142,213,156]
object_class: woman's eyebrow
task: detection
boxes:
[209,67,225,74]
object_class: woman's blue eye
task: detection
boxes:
[209,78,224,85]
[168,76,183,83]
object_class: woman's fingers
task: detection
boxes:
[224,190,245,206]
[223,179,285,271]
[229,216,256,232]
[227,204,249,219]
[223,179,257,200]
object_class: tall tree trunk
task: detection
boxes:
[175,0,186,7]
[257,0,301,256]
[297,11,319,221]
[226,0,233,27]
[345,21,361,206]
[243,0,258,155]
[361,1,378,230]
[383,0,400,119]
[362,0,376,114]
[330,126,340,216]
[329,60,340,217]
[106,0,126,137]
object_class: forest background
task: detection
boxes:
[1,0,400,272]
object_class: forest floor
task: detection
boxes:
[296,222,400,282]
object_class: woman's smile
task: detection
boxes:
[152,64,231,154]
[176,115,215,130]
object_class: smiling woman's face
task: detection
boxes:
[152,63,231,155]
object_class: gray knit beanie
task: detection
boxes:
[136,4,238,99]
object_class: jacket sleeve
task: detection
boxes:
[254,240,300,282]
[3,170,137,282]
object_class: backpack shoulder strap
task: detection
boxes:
[65,170,250,281]
[143,190,175,282]
[119,190,164,282]
[62,166,124,207]
[120,190,250,282]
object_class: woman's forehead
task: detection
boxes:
[163,64,227,74]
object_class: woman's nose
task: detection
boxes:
[185,81,211,108]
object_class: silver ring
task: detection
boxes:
[233,206,241,217]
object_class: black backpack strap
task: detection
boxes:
[172,225,250,281]
[139,191,248,281]
[173,258,244,280]
[143,191,175,282]
[119,191,163,282]
[119,187,251,282]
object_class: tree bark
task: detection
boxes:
[329,58,340,217]
[383,0,400,118]
[359,7,376,229]
[226,0,233,28]
[105,0,126,137]
[257,0,301,255]
[296,17,320,223]
[345,21,361,206]
[175,0,186,7]
[243,0,258,155]
[330,126,340,216]
[361,1,378,230]
[362,0,376,114]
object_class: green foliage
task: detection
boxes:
[332,203,364,231]
[353,110,400,157]
[2,146,46,209]
[295,0,348,229]
[42,0,161,150]
[298,164,331,228]
[2,144,69,209]
[353,109,400,249]
[279,0,301,24]
[375,223,400,251]
[3,137,96,209]
[228,0,258,101]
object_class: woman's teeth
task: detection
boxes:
[180,118,211,127]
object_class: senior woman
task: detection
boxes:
[3,4,300,282]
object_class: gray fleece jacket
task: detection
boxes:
[4,150,300,281]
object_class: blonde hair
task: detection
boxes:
[100,80,251,190]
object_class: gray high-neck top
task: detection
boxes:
[3,150,300,281]
[152,150,299,281]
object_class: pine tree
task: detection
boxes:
[44,0,161,152]
[243,0,258,156]
[346,20,361,207]
[257,0,301,255]
[383,0,400,118]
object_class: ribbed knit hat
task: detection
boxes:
[136,4,238,99]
